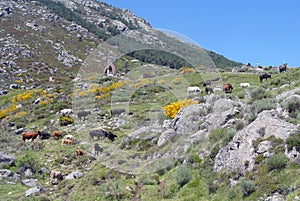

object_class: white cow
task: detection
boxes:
[240,83,251,88]
[61,108,73,116]
[187,86,201,93]
[64,134,73,140]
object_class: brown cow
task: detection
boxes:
[50,170,63,182]
[52,131,63,140]
[76,149,86,156]
[22,131,41,142]
[223,83,233,93]
[61,139,73,145]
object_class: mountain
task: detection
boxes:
[0,0,242,91]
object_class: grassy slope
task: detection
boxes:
[0,62,299,200]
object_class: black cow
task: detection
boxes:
[106,131,117,142]
[94,143,103,156]
[279,63,287,73]
[77,110,91,121]
[202,80,211,87]
[89,129,106,140]
[40,131,51,140]
[259,73,271,83]
[205,87,214,94]
[111,109,125,116]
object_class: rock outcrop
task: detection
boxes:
[214,110,298,173]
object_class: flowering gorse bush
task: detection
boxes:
[172,77,181,85]
[0,105,17,119]
[163,98,198,119]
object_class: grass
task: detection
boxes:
[1,55,300,201]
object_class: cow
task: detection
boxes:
[106,131,117,142]
[202,80,211,87]
[223,84,233,93]
[259,73,271,83]
[22,131,41,142]
[77,110,91,121]
[76,149,86,156]
[64,134,73,140]
[279,63,287,73]
[40,131,51,140]
[50,170,63,182]
[111,109,126,116]
[61,139,73,145]
[205,87,214,94]
[61,109,73,116]
[89,129,106,141]
[94,143,103,156]
[187,86,201,94]
[52,131,63,140]
[240,83,251,88]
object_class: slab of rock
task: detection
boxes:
[65,171,83,180]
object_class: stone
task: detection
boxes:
[22,179,38,187]
[25,186,45,197]
[65,171,83,180]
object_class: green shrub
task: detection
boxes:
[250,87,271,100]
[254,154,265,164]
[187,153,202,164]
[174,165,192,188]
[237,92,245,99]
[266,154,287,171]
[286,131,300,152]
[227,189,238,200]
[235,120,244,130]
[240,179,255,197]
[15,151,40,173]
[254,100,276,114]
[207,180,218,194]
[284,98,300,118]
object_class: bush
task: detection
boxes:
[240,179,255,197]
[163,98,198,119]
[284,98,300,118]
[286,131,300,152]
[266,154,287,171]
[15,151,40,173]
[59,116,74,126]
[250,87,270,100]
[235,120,244,130]
[174,165,192,188]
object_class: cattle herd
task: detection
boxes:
[187,64,288,95]
[21,128,117,158]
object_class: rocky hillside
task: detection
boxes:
[0,0,299,201]
[0,0,242,92]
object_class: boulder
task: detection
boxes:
[22,179,38,187]
[157,129,177,147]
[0,152,15,166]
[25,186,45,197]
[214,110,298,173]
[65,171,83,180]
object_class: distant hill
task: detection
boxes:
[0,0,242,91]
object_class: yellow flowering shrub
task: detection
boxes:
[131,79,152,88]
[172,77,181,85]
[157,79,166,85]
[0,105,17,119]
[163,98,198,119]
[14,111,27,118]
[109,81,124,90]
[179,67,195,74]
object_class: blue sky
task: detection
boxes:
[101,0,300,67]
